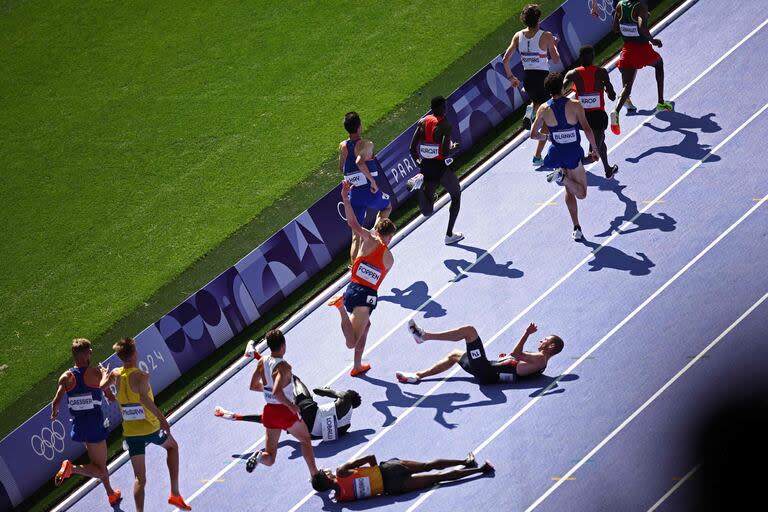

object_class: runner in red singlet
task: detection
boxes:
[565,45,619,179]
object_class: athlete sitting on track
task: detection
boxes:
[396,321,562,385]
[311,452,493,502]
[214,372,361,442]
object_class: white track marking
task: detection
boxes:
[647,464,701,512]
[527,288,767,511]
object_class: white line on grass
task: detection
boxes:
[527,288,768,511]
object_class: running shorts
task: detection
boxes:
[457,338,499,385]
[71,416,109,444]
[380,458,412,495]
[585,109,609,132]
[523,69,551,105]
[419,158,448,182]
[124,429,168,457]
[543,142,585,170]
[617,41,661,70]
[343,282,378,313]
[349,186,391,225]
[262,403,300,430]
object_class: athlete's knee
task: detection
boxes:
[459,325,478,341]
[164,436,178,451]
[449,350,464,361]
[135,474,147,487]
[576,189,587,200]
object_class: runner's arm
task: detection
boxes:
[502,34,521,87]
[337,455,378,475]
[338,142,346,173]
[355,140,379,193]
[510,323,538,358]
[636,4,660,45]
[50,373,69,419]
[530,105,549,141]
[250,359,264,392]
[591,0,598,17]
[600,68,617,101]
[409,121,424,161]
[545,32,561,65]
[136,373,171,433]
[437,122,455,157]
[340,180,374,241]
[612,4,621,32]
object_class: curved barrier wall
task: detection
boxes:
[0,1,617,508]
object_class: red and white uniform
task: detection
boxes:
[261,355,299,430]
[571,65,605,111]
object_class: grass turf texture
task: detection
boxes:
[13,0,685,508]
[0,0,535,420]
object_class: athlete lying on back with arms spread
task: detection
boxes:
[396,321,562,385]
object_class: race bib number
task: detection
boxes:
[366,295,377,306]
[354,477,373,498]
[521,52,548,69]
[579,93,601,109]
[263,390,276,403]
[552,129,578,144]
[419,143,440,159]
[470,349,482,360]
[120,403,146,421]
[355,262,382,286]
[345,172,366,187]
[317,404,339,442]
[68,394,95,411]
[498,372,516,383]
[620,23,640,37]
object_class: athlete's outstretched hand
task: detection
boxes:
[524,323,538,336]
[509,76,521,89]
[651,38,663,48]
[341,180,352,201]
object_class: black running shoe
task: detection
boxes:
[246,451,261,473]
[605,164,619,180]
[465,452,478,468]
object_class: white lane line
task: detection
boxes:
[181,16,768,512]
[398,102,768,512]
[527,288,768,511]
[647,464,701,512]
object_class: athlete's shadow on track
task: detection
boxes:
[419,373,579,399]
[316,472,493,510]
[444,243,524,282]
[378,281,447,318]
[625,111,721,163]
[580,237,656,276]
[591,176,677,237]
[361,374,478,430]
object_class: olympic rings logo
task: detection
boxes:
[590,0,615,22]
[30,420,66,461]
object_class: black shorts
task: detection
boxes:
[419,158,448,182]
[523,69,551,105]
[457,338,499,385]
[343,282,378,313]
[380,458,411,495]
[585,109,609,133]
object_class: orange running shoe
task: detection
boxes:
[327,294,343,308]
[350,364,371,377]
[168,494,192,510]
[107,489,122,506]
[54,459,73,486]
